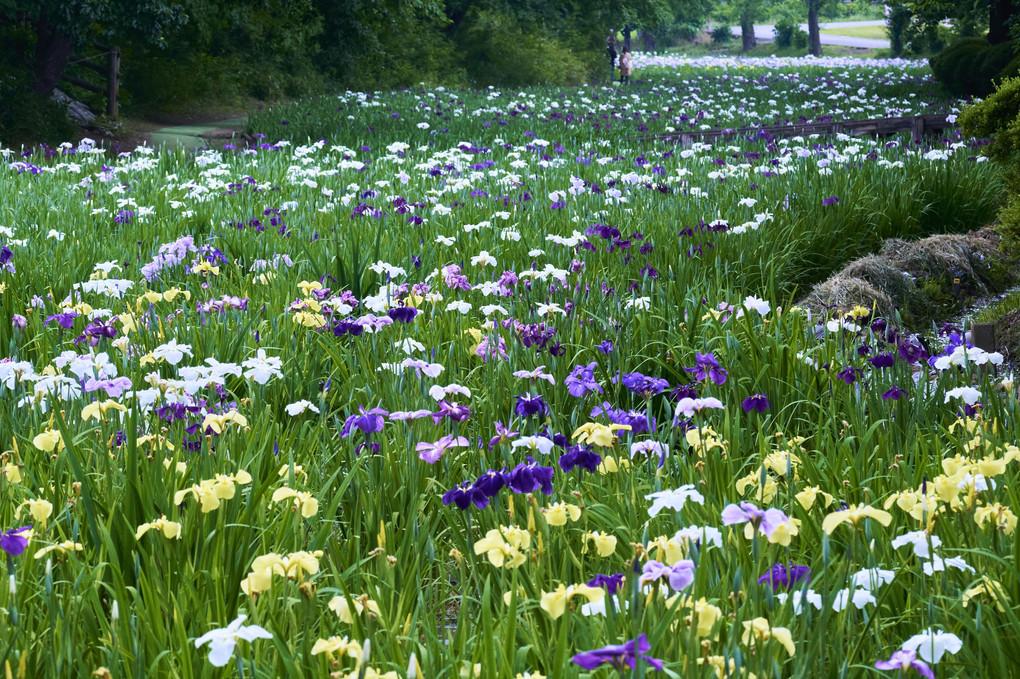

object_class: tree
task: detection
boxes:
[805,0,822,55]
[0,1,185,97]
[904,0,1019,45]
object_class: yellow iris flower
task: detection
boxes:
[822,504,892,535]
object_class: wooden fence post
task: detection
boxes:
[107,46,120,118]
[911,115,924,141]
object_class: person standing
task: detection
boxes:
[607,33,617,82]
[619,47,632,85]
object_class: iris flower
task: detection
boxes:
[900,629,963,664]
[571,634,663,672]
[821,503,892,534]
[194,614,272,667]
[684,352,727,385]
[721,502,789,539]
[415,435,469,463]
[645,485,705,517]
[0,527,32,556]
[874,650,933,679]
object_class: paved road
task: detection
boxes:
[730,19,890,49]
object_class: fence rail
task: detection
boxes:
[631,113,956,146]
[59,45,120,118]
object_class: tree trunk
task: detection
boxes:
[741,12,757,51]
[807,0,822,56]
[989,0,1014,45]
[641,29,655,52]
[32,10,73,97]
[623,25,632,50]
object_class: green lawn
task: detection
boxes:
[821,25,889,39]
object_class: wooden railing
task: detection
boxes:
[631,113,956,146]
[60,44,121,118]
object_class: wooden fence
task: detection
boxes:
[631,113,956,146]
[60,44,121,118]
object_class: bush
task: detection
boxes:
[0,71,76,147]
[929,37,1017,97]
[454,8,589,86]
[961,77,1020,250]
[774,18,797,48]
[792,29,809,49]
[711,25,733,44]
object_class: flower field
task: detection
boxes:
[0,57,1017,678]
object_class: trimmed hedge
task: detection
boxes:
[930,37,1016,97]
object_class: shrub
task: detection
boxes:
[711,25,733,44]
[961,77,1020,250]
[773,18,797,48]
[0,71,76,147]
[792,29,809,49]
[454,8,589,86]
[929,37,1017,97]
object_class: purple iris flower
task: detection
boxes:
[431,400,472,425]
[822,196,840,207]
[898,341,928,364]
[596,340,614,354]
[387,306,419,323]
[156,403,203,422]
[721,502,789,538]
[587,573,625,595]
[882,385,907,400]
[868,353,895,369]
[963,402,983,417]
[565,362,603,397]
[81,319,118,345]
[571,634,663,672]
[741,393,771,413]
[874,650,934,679]
[619,371,669,397]
[684,352,727,385]
[83,376,133,398]
[559,445,602,474]
[670,384,698,401]
[442,481,489,510]
[332,319,364,336]
[487,421,519,449]
[506,458,553,495]
[836,367,863,384]
[1,527,31,556]
[641,559,695,591]
[340,406,389,437]
[514,393,549,418]
[11,314,27,329]
[472,469,507,497]
[758,562,811,591]
[44,312,77,329]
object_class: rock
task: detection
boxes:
[51,89,96,125]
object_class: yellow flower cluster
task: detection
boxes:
[135,516,182,540]
[685,426,727,458]
[539,583,605,619]
[572,422,631,448]
[241,550,324,595]
[135,287,190,311]
[292,281,327,328]
[582,531,617,557]
[665,595,723,638]
[474,525,531,568]
[174,469,252,513]
[270,486,319,518]
[328,594,381,623]
[541,502,581,526]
